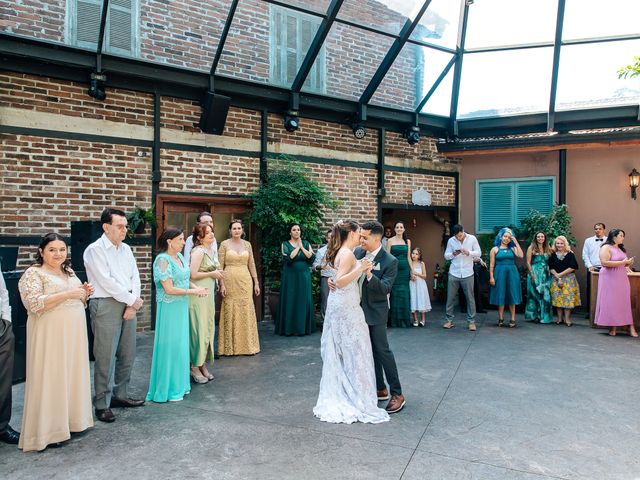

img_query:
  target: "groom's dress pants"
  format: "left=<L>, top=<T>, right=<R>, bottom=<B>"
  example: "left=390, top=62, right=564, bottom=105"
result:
left=369, top=323, right=402, bottom=396
left=0, top=319, right=15, bottom=432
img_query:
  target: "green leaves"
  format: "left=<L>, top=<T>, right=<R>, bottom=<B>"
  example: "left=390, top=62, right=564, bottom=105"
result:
left=251, top=157, right=337, bottom=290
left=519, top=203, right=575, bottom=246
left=617, top=55, right=640, bottom=79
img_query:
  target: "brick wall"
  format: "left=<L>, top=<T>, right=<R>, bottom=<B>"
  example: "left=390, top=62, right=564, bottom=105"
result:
left=268, top=113, right=378, bottom=156
left=385, top=130, right=461, bottom=167
left=0, top=73, right=155, bottom=126
left=160, top=150, right=260, bottom=194
left=383, top=171, right=456, bottom=207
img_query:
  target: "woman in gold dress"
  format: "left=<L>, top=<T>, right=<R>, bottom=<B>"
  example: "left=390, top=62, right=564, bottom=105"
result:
left=17, top=233, right=94, bottom=451
left=218, top=220, right=260, bottom=356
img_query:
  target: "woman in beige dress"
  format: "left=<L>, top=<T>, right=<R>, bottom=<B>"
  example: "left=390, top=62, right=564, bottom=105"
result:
left=218, top=220, right=260, bottom=356
left=189, top=223, right=224, bottom=383
left=17, top=233, right=94, bottom=451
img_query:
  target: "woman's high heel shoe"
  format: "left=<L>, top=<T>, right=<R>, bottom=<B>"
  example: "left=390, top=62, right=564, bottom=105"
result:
left=497, top=318, right=504, bottom=327
left=190, top=369, right=208, bottom=384
left=508, top=319, right=517, bottom=328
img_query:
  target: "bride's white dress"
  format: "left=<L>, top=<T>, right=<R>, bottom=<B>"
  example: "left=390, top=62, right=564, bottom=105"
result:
left=313, top=264, right=390, bottom=424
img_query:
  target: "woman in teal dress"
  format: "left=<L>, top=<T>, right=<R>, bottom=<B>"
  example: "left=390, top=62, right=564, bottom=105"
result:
left=524, top=232, right=553, bottom=324
left=147, top=227, right=208, bottom=403
left=489, top=227, right=524, bottom=327
left=275, top=224, right=316, bottom=336
left=386, top=221, right=412, bottom=328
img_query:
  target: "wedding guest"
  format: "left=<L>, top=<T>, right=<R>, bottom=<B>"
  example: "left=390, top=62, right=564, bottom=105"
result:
left=524, top=232, right=554, bottom=324
left=189, top=223, right=224, bottom=383
left=184, top=211, right=217, bottom=266
left=218, top=220, right=261, bottom=354
left=594, top=229, right=636, bottom=337
left=582, top=223, right=607, bottom=313
left=312, top=229, right=334, bottom=325
left=147, top=228, right=207, bottom=403
left=275, top=224, right=315, bottom=336
left=381, top=226, right=393, bottom=250
left=386, top=221, right=412, bottom=328
left=548, top=235, right=581, bottom=327
left=84, top=208, right=145, bottom=423
left=443, top=224, right=482, bottom=331
left=409, top=247, right=431, bottom=327
left=0, top=270, right=19, bottom=445
left=489, top=228, right=523, bottom=328
left=18, top=233, right=94, bottom=451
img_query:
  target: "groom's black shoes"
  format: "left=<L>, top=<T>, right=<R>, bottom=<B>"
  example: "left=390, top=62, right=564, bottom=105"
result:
left=386, top=394, right=406, bottom=414
left=377, top=389, right=390, bottom=401
left=0, top=426, right=20, bottom=444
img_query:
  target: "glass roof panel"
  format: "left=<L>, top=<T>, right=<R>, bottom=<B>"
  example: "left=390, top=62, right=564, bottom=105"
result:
left=139, top=0, right=234, bottom=71
left=0, top=0, right=82, bottom=48
left=409, top=0, right=461, bottom=49
left=465, top=0, right=558, bottom=49
left=279, top=0, right=332, bottom=15
left=301, top=22, right=395, bottom=100
left=371, top=45, right=453, bottom=111
left=217, top=1, right=323, bottom=87
left=420, top=67, right=453, bottom=117
left=556, top=40, right=640, bottom=111
left=563, top=0, right=640, bottom=40
left=337, top=0, right=424, bottom=37
left=457, top=48, right=554, bottom=119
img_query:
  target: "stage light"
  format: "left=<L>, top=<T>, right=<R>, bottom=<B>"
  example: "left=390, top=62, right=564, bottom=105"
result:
left=352, top=123, right=366, bottom=139
left=88, top=72, right=106, bottom=101
left=284, top=111, right=299, bottom=133
left=404, top=125, right=420, bottom=145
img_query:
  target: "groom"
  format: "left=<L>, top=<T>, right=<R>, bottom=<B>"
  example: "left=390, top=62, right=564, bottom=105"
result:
left=356, top=221, right=405, bottom=414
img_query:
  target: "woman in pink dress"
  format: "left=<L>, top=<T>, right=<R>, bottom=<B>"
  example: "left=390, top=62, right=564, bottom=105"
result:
left=594, top=228, right=636, bottom=337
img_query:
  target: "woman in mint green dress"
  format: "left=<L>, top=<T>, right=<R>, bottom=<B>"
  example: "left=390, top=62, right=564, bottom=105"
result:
left=524, top=232, right=553, bottom=324
left=147, top=228, right=208, bottom=403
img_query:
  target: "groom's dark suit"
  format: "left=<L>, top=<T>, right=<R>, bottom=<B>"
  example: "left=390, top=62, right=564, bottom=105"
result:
left=354, top=246, right=403, bottom=396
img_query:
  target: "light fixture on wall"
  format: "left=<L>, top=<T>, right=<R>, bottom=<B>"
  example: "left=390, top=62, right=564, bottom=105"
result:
left=630, top=168, right=640, bottom=200
left=404, top=125, right=420, bottom=145
left=284, top=111, right=299, bottom=133
left=412, top=217, right=417, bottom=228
left=88, top=72, right=107, bottom=101
left=351, top=104, right=367, bottom=139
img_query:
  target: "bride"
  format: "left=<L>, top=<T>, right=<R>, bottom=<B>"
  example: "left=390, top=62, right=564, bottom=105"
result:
left=313, top=220, right=389, bottom=424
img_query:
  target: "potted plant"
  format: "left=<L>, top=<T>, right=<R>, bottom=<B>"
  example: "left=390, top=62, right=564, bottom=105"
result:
left=126, top=205, right=157, bottom=236
left=250, top=157, right=337, bottom=318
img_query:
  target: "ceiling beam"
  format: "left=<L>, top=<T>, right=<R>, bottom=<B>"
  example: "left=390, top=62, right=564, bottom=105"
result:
left=547, top=0, right=566, bottom=132
left=95, top=0, right=110, bottom=72
left=448, top=0, right=470, bottom=137
left=207, top=0, right=240, bottom=91
left=415, top=54, right=456, bottom=113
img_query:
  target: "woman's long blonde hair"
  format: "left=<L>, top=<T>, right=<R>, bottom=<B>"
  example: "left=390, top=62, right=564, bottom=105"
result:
left=552, top=235, right=572, bottom=253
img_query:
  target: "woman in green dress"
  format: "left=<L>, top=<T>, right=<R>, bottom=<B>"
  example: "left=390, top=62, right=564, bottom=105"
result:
left=147, top=228, right=208, bottom=403
left=489, top=228, right=524, bottom=327
left=188, top=223, right=224, bottom=383
left=386, top=221, right=412, bottom=328
left=524, top=232, right=554, bottom=324
left=275, top=224, right=316, bottom=336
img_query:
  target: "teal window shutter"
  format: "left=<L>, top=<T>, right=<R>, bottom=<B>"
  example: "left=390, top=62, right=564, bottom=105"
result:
left=477, top=177, right=555, bottom=233
left=478, top=182, right=514, bottom=232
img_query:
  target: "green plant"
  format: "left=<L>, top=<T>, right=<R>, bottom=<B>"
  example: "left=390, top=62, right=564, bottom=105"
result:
left=126, top=205, right=157, bottom=236
left=519, top=204, right=575, bottom=246
left=251, top=157, right=337, bottom=291
left=618, top=55, right=640, bottom=79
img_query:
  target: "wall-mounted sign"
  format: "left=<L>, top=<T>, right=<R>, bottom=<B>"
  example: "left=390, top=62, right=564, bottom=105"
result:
left=411, top=187, right=432, bottom=206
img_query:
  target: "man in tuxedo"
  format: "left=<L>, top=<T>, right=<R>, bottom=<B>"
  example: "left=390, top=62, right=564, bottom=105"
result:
left=582, top=222, right=607, bottom=317
left=355, top=221, right=405, bottom=414
left=0, top=271, right=19, bottom=444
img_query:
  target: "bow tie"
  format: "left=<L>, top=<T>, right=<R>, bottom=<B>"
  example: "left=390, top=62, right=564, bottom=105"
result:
left=595, top=239, right=604, bottom=242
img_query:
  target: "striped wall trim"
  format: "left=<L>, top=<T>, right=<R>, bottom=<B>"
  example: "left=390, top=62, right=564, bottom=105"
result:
left=0, top=125, right=153, bottom=147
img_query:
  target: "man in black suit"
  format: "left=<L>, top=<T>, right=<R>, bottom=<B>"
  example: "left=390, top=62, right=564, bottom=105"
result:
left=355, top=221, right=405, bottom=414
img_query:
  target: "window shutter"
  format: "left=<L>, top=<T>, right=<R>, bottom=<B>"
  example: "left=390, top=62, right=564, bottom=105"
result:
left=109, top=0, right=133, bottom=52
left=76, top=0, right=102, bottom=45
left=515, top=181, right=554, bottom=225
left=478, top=182, right=514, bottom=232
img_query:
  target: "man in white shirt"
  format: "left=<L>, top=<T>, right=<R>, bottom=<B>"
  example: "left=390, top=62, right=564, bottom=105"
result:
left=311, top=230, right=334, bottom=324
left=0, top=271, right=19, bottom=444
left=582, top=222, right=607, bottom=314
left=443, top=224, right=482, bottom=331
left=183, top=211, right=218, bottom=266
left=84, top=208, right=145, bottom=423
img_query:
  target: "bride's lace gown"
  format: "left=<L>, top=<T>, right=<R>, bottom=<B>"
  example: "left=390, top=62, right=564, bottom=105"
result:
left=313, top=261, right=390, bottom=424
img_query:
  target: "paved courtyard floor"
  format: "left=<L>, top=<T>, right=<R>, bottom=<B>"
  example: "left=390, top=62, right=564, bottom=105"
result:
left=2, top=305, right=640, bottom=479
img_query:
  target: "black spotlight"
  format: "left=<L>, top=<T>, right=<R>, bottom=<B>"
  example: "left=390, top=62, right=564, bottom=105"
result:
left=404, top=125, right=420, bottom=145
left=284, top=111, right=299, bottom=133
left=88, top=72, right=107, bottom=101
left=351, top=123, right=366, bottom=139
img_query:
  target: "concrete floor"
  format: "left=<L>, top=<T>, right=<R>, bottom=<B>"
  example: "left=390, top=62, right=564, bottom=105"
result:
left=2, top=305, right=640, bottom=480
